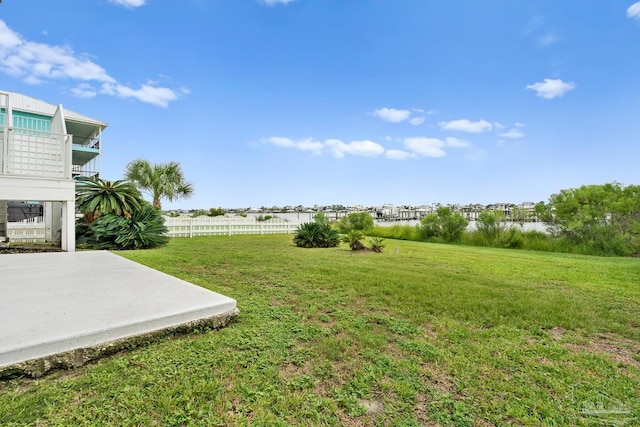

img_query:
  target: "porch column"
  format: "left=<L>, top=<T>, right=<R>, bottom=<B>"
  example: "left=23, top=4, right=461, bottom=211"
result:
left=61, top=200, right=75, bottom=252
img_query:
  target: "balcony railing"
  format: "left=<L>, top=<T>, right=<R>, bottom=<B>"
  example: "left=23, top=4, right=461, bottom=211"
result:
left=0, top=127, right=72, bottom=179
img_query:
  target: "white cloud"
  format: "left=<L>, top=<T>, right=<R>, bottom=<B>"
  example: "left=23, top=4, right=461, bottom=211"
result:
left=403, top=137, right=447, bottom=158
left=371, top=107, right=429, bottom=125
left=70, top=83, right=98, bottom=98
left=0, top=19, right=180, bottom=107
left=386, top=149, right=415, bottom=160
left=261, top=137, right=384, bottom=158
left=326, top=139, right=385, bottom=159
left=499, top=129, right=525, bottom=139
left=526, top=78, right=576, bottom=99
left=101, top=82, right=178, bottom=107
left=261, top=136, right=295, bottom=148
left=262, top=0, right=295, bottom=5
left=445, top=137, right=470, bottom=148
left=515, top=122, right=526, bottom=127
left=108, top=0, right=146, bottom=8
left=372, top=107, right=412, bottom=123
left=0, top=21, right=22, bottom=47
left=628, top=2, right=640, bottom=22
left=260, top=135, right=468, bottom=160
left=439, top=119, right=493, bottom=133
left=260, top=137, right=323, bottom=155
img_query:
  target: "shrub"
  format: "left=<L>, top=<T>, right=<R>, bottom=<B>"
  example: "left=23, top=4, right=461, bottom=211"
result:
left=476, top=210, right=507, bottom=243
left=77, top=204, right=169, bottom=250
left=369, top=237, right=386, bottom=253
left=208, top=207, right=226, bottom=217
left=419, top=207, right=468, bottom=243
left=368, top=225, right=420, bottom=241
left=342, top=230, right=366, bottom=251
left=498, top=228, right=524, bottom=249
left=313, top=212, right=330, bottom=226
left=336, top=212, right=374, bottom=233
left=293, top=222, right=340, bottom=248
left=545, top=182, right=640, bottom=256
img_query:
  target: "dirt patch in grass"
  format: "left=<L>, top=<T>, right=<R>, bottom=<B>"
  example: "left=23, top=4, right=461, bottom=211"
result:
left=547, top=326, right=566, bottom=340
left=422, top=364, right=456, bottom=395
left=566, top=333, right=640, bottom=369
left=358, top=398, right=384, bottom=417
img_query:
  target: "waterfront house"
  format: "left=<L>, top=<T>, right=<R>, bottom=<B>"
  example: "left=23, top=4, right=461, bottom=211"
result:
left=0, top=91, right=107, bottom=251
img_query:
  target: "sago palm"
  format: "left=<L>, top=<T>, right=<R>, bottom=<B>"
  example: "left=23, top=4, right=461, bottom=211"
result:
left=342, top=230, right=366, bottom=250
left=125, top=159, right=194, bottom=210
left=293, top=222, right=340, bottom=248
left=76, top=178, right=142, bottom=223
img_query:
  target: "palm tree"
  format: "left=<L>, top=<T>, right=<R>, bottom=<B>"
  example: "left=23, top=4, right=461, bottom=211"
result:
left=124, top=159, right=194, bottom=210
left=76, top=178, right=143, bottom=223
left=342, top=229, right=366, bottom=250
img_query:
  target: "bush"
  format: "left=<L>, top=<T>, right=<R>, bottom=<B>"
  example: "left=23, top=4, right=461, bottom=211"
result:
left=368, top=225, right=420, bottom=241
left=419, top=207, right=468, bottom=243
left=498, top=228, right=524, bottom=249
left=313, top=212, right=330, bottom=226
left=293, top=222, right=340, bottom=248
left=208, top=207, right=226, bottom=217
left=336, top=212, right=374, bottom=233
left=342, top=230, right=366, bottom=251
left=476, top=210, right=507, bottom=244
left=369, top=237, right=386, bottom=253
left=545, top=182, right=640, bottom=256
left=77, top=204, right=169, bottom=250
left=520, top=231, right=554, bottom=252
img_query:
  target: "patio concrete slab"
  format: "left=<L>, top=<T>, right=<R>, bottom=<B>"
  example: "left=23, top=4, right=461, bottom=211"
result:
left=0, top=251, right=238, bottom=377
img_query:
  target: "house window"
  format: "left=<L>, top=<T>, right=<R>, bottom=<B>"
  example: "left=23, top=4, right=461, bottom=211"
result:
left=13, top=112, right=51, bottom=137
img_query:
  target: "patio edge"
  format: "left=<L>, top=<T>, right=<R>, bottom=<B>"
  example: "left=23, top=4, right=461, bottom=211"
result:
left=0, top=308, right=239, bottom=379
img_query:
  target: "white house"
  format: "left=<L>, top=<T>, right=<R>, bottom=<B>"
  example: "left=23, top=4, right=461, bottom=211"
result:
left=0, top=91, right=107, bottom=251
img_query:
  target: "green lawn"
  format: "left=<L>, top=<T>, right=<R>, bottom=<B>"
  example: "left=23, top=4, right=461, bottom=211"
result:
left=2, top=235, right=639, bottom=426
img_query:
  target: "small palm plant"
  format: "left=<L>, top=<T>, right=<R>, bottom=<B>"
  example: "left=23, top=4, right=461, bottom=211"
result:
left=76, top=177, right=142, bottom=223
left=342, top=230, right=366, bottom=251
left=369, top=237, right=386, bottom=253
left=78, top=203, right=169, bottom=250
left=293, top=222, right=340, bottom=248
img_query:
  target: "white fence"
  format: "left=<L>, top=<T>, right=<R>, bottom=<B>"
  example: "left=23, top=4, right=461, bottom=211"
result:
left=4, top=216, right=299, bottom=243
left=7, top=216, right=46, bottom=242
left=163, top=216, right=298, bottom=238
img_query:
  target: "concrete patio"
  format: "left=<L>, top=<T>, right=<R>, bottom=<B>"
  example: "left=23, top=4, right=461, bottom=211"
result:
left=0, top=251, right=238, bottom=377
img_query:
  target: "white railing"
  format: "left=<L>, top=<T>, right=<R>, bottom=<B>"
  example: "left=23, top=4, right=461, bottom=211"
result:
left=7, top=217, right=46, bottom=243
left=1, top=128, right=71, bottom=178
left=163, top=216, right=297, bottom=238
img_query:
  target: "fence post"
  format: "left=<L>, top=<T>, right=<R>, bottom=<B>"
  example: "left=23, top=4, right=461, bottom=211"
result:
left=228, top=218, right=232, bottom=236
left=189, top=218, right=193, bottom=238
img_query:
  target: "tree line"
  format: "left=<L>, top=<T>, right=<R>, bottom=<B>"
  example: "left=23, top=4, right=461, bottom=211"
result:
left=302, top=183, right=639, bottom=257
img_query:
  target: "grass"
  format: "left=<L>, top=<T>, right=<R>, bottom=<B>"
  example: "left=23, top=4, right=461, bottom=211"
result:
left=1, top=234, right=639, bottom=426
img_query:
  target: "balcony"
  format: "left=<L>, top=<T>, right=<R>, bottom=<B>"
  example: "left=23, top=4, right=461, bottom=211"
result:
left=0, top=127, right=72, bottom=180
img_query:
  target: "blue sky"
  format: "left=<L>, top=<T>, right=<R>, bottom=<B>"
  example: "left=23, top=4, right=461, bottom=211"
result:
left=1, top=0, right=639, bottom=209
